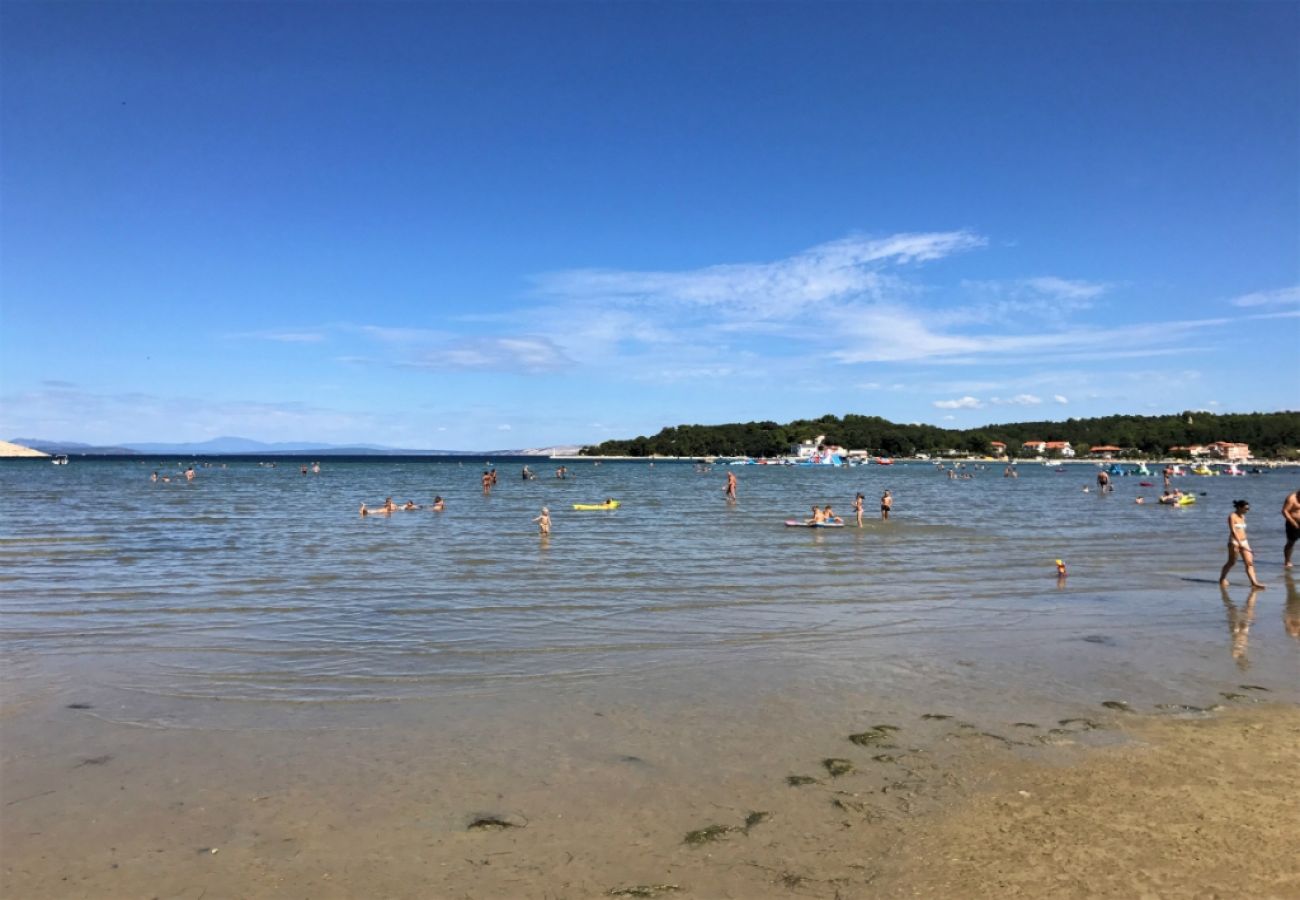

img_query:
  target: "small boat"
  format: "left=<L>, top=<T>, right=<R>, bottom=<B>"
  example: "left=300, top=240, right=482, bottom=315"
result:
left=1222, top=463, right=1245, bottom=476
left=876, top=457, right=894, bottom=465
left=573, top=500, right=620, bottom=511
left=1191, top=465, right=1215, bottom=476
left=51, top=455, right=69, bottom=465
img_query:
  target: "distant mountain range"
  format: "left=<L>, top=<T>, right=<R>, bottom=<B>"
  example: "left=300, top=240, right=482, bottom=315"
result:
left=7, top=437, right=584, bottom=457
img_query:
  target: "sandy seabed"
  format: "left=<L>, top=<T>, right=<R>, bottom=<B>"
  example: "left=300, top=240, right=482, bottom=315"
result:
left=3, top=684, right=1297, bottom=900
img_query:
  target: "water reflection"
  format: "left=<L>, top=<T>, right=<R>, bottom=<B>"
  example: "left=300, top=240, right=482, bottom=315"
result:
left=1285, top=576, right=1299, bottom=642
left=1220, top=586, right=1260, bottom=669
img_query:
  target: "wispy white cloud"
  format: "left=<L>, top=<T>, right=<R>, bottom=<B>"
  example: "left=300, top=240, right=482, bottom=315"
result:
left=1229, top=285, right=1300, bottom=308
left=991, top=394, right=1043, bottom=406
left=933, top=396, right=984, bottom=409
left=402, top=336, right=571, bottom=373
left=1053, top=394, right=1069, bottom=404
left=229, top=329, right=327, bottom=343
left=533, top=231, right=984, bottom=320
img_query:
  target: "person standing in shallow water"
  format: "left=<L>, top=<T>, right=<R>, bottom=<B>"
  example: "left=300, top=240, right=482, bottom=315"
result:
left=1282, top=489, right=1300, bottom=569
left=880, top=490, right=892, bottom=520
left=853, top=493, right=865, bottom=527
left=533, top=506, right=551, bottom=536
left=725, top=470, right=737, bottom=501
left=1219, top=500, right=1265, bottom=589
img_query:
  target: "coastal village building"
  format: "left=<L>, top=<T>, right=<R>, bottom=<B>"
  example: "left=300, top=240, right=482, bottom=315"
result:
left=1207, top=441, right=1251, bottom=460
left=1088, top=445, right=1124, bottom=459
left=1021, top=440, right=1075, bottom=458
left=1168, top=442, right=1250, bottom=460
left=990, top=441, right=1007, bottom=456
left=789, top=434, right=848, bottom=462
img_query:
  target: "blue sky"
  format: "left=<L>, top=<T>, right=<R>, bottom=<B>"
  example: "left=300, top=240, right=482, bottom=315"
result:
left=2, top=1, right=1296, bottom=449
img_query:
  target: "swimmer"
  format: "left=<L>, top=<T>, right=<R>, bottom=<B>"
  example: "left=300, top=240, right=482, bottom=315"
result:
left=383, top=497, right=397, bottom=513
left=853, top=493, right=864, bottom=527
left=880, top=490, right=892, bottom=520
left=725, top=470, right=737, bottom=501
left=1219, top=500, right=1265, bottom=589
left=360, top=502, right=369, bottom=517
left=533, top=506, right=551, bottom=535
left=402, top=501, right=418, bottom=511
left=150, top=471, right=158, bottom=482
left=431, top=496, right=445, bottom=512
left=823, top=505, right=843, bottom=525
left=184, top=466, right=195, bottom=482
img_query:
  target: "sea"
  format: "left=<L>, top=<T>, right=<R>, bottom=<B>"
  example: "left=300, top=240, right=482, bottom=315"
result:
left=2, top=456, right=1296, bottom=731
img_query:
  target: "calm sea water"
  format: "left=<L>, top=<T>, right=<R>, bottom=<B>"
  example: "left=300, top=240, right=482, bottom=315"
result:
left=2, top=458, right=1297, bottom=727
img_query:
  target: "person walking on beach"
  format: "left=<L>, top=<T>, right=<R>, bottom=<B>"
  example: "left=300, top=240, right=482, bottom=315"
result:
left=880, top=490, right=893, bottom=520
left=725, top=470, right=737, bottom=501
left=1219, top=500, right=1265, bottom=589
left=533, top=506, right=551, bottom=536
left=853, top=493, right=865, bottom=527
left=1282, top=489, right=1300, bottom=568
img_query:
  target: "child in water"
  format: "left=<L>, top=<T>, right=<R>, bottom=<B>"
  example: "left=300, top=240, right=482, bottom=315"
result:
left=533, top=506, right=551, bottom=535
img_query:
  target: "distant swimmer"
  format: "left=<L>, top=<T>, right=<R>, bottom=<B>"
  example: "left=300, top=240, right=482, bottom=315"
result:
left=1282, top=489, right=1300, bottom=568
left=533, top=506, right=551, bottom=535
left=185, top=466, right=195, bottom=482
left=725, top=470, right=737, bottom=501
left=402, top=501, right=419, bottom=511
left=1097, top=470, right=1111, bottom=493
left=482, top=470, right=493, bottom=495
left=150, top=471, right=158, bottom=482
left=383, top=497, right=397, bottom=513
left=823, top=505, right=843, bottom=525
left=880, top=490, right=892, bottom=520
left=360, top=502, right=369, bottom=517
left=431, top=495, right=445, bottom=511
left=1219, top=500, right=1265, bottom=589
left=853, top=493, right=865, bottom=527
left=301, top=465, right=308, bottom=475
left=312, top=461, right=321, bottom=474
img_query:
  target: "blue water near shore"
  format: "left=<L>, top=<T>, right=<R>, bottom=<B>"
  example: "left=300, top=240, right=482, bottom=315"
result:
left=2, top=458, right=1297, bottom=728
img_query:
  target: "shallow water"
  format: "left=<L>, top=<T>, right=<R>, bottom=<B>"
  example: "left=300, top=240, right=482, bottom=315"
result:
left=2, top=457, right=1296, bottom=730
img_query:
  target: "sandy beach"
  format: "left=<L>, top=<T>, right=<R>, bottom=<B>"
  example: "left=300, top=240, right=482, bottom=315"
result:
left=4, top=668, right=1297, bottom=900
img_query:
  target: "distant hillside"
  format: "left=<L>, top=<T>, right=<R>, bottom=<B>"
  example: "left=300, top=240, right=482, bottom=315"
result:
left=581, top=411, right=1300, bottom=459
left=10, top=439, right=139, bottom=455
left=8, top=436, right=583, bottom=457
left=0, top=440, right=49, bottom=458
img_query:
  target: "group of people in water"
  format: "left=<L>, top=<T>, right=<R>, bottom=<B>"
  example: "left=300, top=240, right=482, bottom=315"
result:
left=360, top=495, right=445, bottom=517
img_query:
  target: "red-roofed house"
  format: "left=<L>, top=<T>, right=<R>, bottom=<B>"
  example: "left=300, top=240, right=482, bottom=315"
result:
left=990, top=441, right=1007, bottom=456
left=1207, top=441, right=1250, bottom=461
left=1022, top=440, right=1075, bottom=458
left=1089, top=445, right=1124, bottom=458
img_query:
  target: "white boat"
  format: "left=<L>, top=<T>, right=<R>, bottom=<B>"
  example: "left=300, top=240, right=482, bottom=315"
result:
left=51, top=455, right=69, bottom=465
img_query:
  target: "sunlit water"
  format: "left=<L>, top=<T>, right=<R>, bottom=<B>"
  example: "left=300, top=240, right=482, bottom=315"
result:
left=2, top=458, right=1296, bottom=729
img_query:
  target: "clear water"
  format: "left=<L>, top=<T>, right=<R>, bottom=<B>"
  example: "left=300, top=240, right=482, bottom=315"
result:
left=2, top=458, right=1296, bottom=727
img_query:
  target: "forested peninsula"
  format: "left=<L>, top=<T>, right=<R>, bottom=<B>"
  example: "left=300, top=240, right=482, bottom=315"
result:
left=581, top=411, right=1300, bottom=459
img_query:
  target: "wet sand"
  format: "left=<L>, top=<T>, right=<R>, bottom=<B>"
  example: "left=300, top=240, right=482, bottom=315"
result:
left=4, top=671, right=1296, bottom=899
